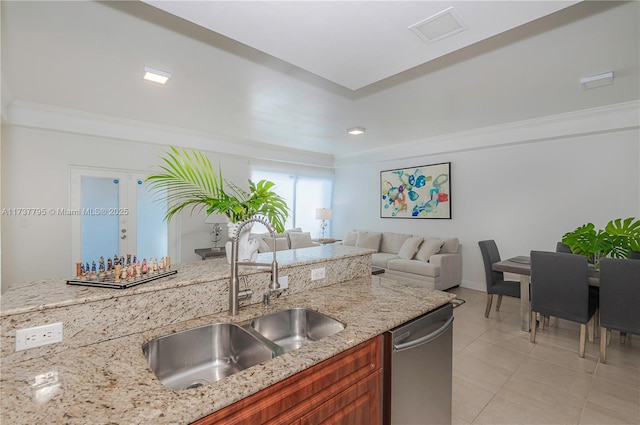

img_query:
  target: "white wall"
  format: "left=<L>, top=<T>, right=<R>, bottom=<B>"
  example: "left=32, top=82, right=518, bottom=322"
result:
left=0, top=125, right=253, bottom=289
left=333, top=123, right=639, bottom=291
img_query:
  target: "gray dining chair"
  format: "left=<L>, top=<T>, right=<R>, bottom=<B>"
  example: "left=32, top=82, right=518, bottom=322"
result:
left=629, top=250, right=640, bottom=260
left=478, top=240, right=521, bottom=318
left=599, top=257, right=640, bottom=363
left=530, top=251, right=598, bottom=358
left=556, top=242, right=572, bottom=253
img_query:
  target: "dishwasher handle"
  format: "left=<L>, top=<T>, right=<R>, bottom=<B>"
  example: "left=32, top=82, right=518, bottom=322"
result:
left=393, top=315, right=454, bottom=352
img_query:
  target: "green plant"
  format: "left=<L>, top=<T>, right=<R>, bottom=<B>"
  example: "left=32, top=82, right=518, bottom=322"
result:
left=561, top=217, right=640, bottom=265
left=145, top=146, right=289, bottom=232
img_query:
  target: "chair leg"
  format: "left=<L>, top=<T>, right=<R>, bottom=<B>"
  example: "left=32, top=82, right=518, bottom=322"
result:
left=600, top=327, right=607, bottom=364
left=587, top=316, right=595, bottom=343
left=540, top=314, right=545, bottom=330
left=544, top=315, right=550, bottom=327
left=530, top=311, right=537, bottom=343
left=485, top=294, right=493, bottom=318
left=579, top=324, right=586, bottom=358
left=496, top=295, right=503, bottom=311
left=606, top=328, right=611, bottom=346
left=620, top=331, right=627, bottom=344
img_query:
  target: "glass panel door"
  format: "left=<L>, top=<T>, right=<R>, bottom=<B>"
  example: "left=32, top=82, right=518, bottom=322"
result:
left=70, top=168, right=172, bottom=276
left=80, top=176, right=121, bottom=262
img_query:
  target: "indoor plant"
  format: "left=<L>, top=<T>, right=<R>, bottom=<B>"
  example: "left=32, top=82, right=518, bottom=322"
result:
left=561, top=217, right=640, bottom=266
left=146, top=146, right=289, bottom=261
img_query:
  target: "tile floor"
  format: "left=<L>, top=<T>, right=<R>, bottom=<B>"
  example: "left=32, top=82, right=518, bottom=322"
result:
left=447, top=287, right=639, bottom=425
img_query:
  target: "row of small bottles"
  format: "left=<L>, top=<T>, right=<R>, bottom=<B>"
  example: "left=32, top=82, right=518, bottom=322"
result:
left=75, top=254, right=171, bottom=282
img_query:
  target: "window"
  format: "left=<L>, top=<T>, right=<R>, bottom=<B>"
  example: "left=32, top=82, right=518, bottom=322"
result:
left=251, top=168, right=333, bottom=238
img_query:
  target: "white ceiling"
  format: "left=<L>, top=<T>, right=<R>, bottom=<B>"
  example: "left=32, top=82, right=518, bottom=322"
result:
left=2, top=1, right=639, bottom=162
left=142, top=1, right=578, bottom=90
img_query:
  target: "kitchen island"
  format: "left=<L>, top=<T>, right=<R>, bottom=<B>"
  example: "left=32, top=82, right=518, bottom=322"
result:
left=1, top=245, right=455, bottom=424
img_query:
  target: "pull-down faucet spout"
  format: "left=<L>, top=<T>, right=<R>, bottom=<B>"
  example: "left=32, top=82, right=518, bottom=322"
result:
left=229, top=215, right=279, bottom=315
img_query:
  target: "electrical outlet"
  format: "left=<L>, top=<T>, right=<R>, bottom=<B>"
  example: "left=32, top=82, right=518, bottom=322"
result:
left=278, top=275, right=289, bottom=289
left=16, top=322, right=63, bottom=351
left=311, top=267, right=326, bottom=280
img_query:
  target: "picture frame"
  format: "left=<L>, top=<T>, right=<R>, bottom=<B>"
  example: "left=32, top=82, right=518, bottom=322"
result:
left=380, top=162, right=451, bottom=219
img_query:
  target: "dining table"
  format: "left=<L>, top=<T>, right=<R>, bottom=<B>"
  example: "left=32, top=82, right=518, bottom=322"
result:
left=492, top=255, right=600, bottom=332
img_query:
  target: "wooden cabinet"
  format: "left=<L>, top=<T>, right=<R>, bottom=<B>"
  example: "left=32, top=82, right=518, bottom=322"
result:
left=193, top=335, right=383, bottom=425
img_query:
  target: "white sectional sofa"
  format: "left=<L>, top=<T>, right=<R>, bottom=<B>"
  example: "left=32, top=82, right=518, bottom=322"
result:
left=341, top=230, right=462, bottom=291
left=250, top=228, right=320, bottom=252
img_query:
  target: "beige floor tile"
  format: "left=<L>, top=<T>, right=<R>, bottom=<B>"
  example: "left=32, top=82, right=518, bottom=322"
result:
left=579, top=401, right=639, bottom=425
left=472, top=395, right=567, bottom=425
left=586, top=377, right=640, bottom=421
left=460, top=339, right=527, bottom=373
left=595, top=361, right=640, bottom=392
left=478, top=327, right=537, bottom=355
left=453, top=352, right=513, bottom=393
left=452, top=376, right=495, bottom=423
left=599, top=335, right=640, bottom=370
left=498, top=370, right=586, bottom=424
left=510, top=357, right=593, bottom=398
left=529, top=343, right=598, bottom=374
left=454, top=327, right=480, bottom=355
left=452, top=414, right=472, bottom=425
left=450, top=287, right=640, bottom=425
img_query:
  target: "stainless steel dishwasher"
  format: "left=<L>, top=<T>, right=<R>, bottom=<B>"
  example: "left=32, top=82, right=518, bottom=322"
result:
left=384, top=303, right=454, bottom=425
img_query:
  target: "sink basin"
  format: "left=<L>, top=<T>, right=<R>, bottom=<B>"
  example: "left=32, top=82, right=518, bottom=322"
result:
left=250, top=308, right=345, bottom=353
left=143, top=323, right=275, bottom=390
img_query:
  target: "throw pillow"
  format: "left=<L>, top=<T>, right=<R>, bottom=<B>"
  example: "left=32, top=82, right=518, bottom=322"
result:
left=415, top=238, right=444, bottom=262
left=441, top=238, right=460, bottom=254
left=273, top=237, right=289, bottom=251
left=355, top=232, right=382, bottom=252
left=343, top=231, right=358, bottom=246
left=397, top=237, right=424, bottom=260
left=289, top=232, right=315, bottom=249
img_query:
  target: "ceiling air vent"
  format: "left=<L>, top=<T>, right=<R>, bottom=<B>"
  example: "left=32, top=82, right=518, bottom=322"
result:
left=409, top=7, right=468, bottom=44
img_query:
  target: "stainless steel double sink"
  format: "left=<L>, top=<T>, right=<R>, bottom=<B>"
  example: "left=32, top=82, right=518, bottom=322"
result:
left=143, top=308, right=345, bottom=390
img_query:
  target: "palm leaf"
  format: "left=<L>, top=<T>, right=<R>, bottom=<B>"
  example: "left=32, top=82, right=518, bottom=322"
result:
left=145, top=146, right=289, bottom=232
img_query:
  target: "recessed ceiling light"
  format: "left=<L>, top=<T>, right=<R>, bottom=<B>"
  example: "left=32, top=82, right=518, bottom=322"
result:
left=143, top=66, right=171, bottom=85
left=347, top=127, right=366, bottom=136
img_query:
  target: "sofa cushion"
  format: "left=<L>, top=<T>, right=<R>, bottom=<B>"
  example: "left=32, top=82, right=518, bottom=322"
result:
left=415, top=238, right=444, bottom=262
left=387, top=258, right=440, bottom=278
left=355, top=231, right=382, bottom=251
left=343, top=231, right=358, bottom=246
left=380, top=232, right=412, bottom=254
left=255, top=236, right=289, bottom=252
left=397, top=237, right=424, bottom=260
left=253, top=237, right=271, bottom=253
left=371, top=253, right=399, bottom=268
left=289, top=232, right=315, bottom=249
left=441, top=238, right=460, bottom=254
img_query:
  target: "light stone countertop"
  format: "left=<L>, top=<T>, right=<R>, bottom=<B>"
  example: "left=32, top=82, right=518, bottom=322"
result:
left=1, top=244, right=370, bottom=316
left=0, top=274, right=455, bottom=424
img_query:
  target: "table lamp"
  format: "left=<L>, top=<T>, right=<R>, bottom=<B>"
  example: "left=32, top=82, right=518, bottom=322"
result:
left=315, top=208, right=332, bottom=240
left=205, top=213, right=228, bottom=250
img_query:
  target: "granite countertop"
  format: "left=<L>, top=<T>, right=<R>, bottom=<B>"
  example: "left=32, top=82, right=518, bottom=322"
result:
left=1, top=244, right=368, bottom=316
left=0, top=275, right=455, bottom=424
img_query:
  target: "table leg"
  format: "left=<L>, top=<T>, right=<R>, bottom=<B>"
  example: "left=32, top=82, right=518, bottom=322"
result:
left=520, top=275, right=531, bottom=332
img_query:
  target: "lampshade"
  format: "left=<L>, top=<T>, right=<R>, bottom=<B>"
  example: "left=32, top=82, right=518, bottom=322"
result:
left=205, top=213, right=228, bottom=224
left=315, top=208, right=332, bottom=220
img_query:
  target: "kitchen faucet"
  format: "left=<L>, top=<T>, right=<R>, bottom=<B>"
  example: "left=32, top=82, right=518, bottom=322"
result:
left=229, top=215, right=280, bottom=315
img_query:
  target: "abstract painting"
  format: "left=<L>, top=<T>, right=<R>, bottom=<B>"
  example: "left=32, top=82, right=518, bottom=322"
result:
left=380, top=162, right=451, bottom=219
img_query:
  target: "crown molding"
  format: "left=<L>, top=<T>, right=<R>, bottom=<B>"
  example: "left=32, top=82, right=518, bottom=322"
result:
left=2, top=100, right=334, bottom=168
left=334, top=100, right=640, bottom=167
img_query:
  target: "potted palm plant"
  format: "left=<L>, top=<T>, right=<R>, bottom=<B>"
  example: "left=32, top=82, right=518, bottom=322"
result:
left=145, top=146, right=289, bottom=261
left=561, top=217, right=640, bottom=267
